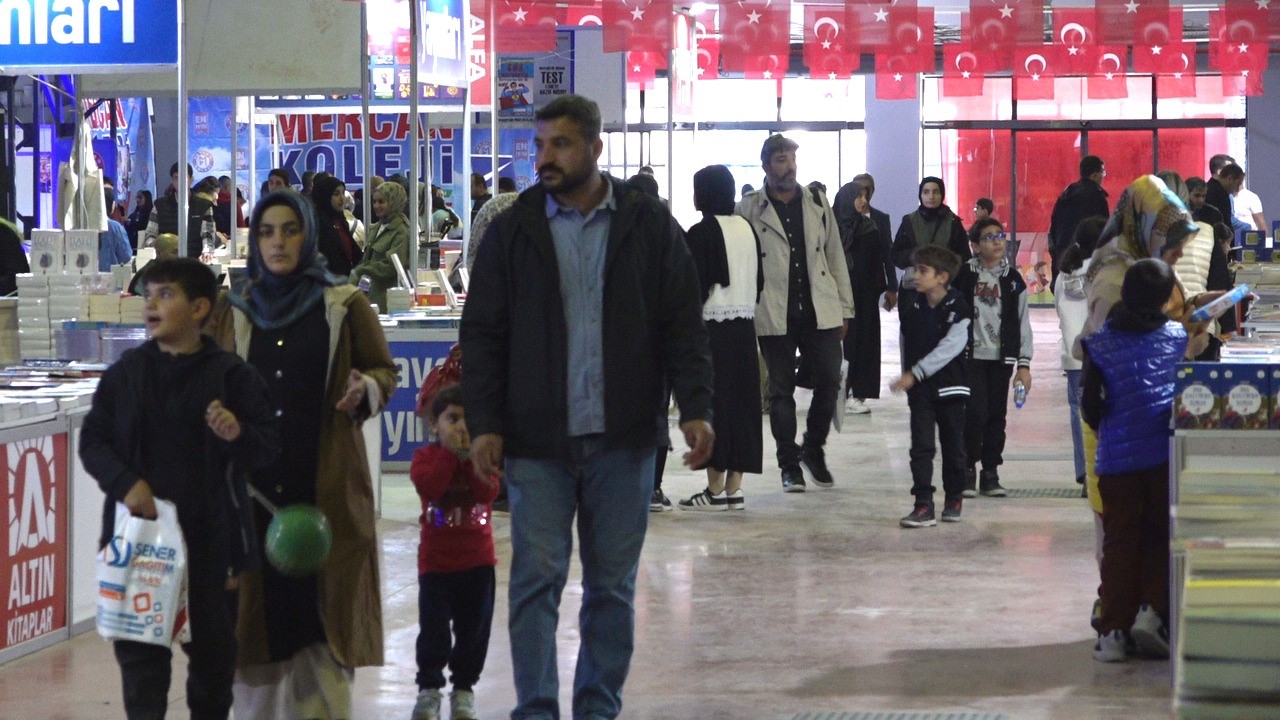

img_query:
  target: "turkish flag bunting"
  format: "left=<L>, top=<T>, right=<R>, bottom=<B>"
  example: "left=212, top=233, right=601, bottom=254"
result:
left=694, top=7, right=719, bottom=80
left=626, top=51, right=664, bottom=89
left=964, top=7, right=1015, bottom=69
left=602, top=0, right=671, bottom=55
left=494, top=0, right=559, bottom=53
left=743, top=54, right=789, bottom=88
left=1053, top=7, right=1100, bottom=75
left=942, top=43, right=991, bottom=97
left=1014, top=54, right=1057, bottom=99
left=845, top=0, right=899, bottom=51
left=1133, top=4, right=1181, bottom=48
left=886, top=6, right=936, bottom=73
left=1209, top=6, right=1270, bottom=74
left=1223, top=69, right=1266, bottom=96
left=1133, top=40, right=1194, bottom=75
left=804, top=5, right=860, bottom=79
left=1094, top=0, right=1139, bottom=45
left=875, top=53, right=918, bottom=100
left=718, top=0, right=791, bottom=73
left=561, top=4, right=605, bottom=27
left=1015, top=45, right=1056, bottom=99
left=1087, top=45, right=1129, bottom=99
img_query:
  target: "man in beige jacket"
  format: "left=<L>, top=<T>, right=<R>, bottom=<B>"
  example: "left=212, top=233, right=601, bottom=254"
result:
left=736, top=135, right=855, bottom=493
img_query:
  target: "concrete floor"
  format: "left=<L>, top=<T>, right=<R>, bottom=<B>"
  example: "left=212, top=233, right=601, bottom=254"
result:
left=0, top=308, right=1176, bottom=719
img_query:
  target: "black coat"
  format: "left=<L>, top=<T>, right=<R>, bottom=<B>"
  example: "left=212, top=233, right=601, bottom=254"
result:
left=0, top=219, right=30, bottom=296
left=868, top=206, right=898, bottom=292
left=1205, top=178, right=1235, bottom=232
left=80, top=338, right=279, bottom=584
left=461, top=175, right=714, bottom=460
left=1048, top=179, right=1110, bottom=253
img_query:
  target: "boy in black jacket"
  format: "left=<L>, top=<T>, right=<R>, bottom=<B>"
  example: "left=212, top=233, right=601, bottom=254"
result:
left=952, top=218, right=1033, bottom=498
left=892, top=246, right=971, bottom=528
left=80, top=258, right=278, bottom=720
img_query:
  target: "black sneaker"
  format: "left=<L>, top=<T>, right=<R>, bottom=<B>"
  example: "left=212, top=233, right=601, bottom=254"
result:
left=941, top=498, right=962, bottom=522
left=800, top=447, right=834, bottom=488
left=979, top=470, right=1007, bottom=497
left=678, top=487, right=728, bottom=511
left=962, top=468, right=978, bottom=498
left=900, top=504, right=936, bottom=528
left=781, top=466, right=806, bottom=493
left=649, top=488, right=673, bottom=512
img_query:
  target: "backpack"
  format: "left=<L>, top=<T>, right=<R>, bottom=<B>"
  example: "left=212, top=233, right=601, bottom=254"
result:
left=415, top=343, right=462, bottom=418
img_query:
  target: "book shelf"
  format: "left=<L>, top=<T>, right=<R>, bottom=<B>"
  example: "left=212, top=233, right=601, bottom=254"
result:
left=1171, top=429, right=1280, bottom=719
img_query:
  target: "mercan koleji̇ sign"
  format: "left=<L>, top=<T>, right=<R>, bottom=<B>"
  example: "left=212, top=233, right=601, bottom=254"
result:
left=1, top=433, right=68, bottom=652
left=0, top=0, right=179, bottom=72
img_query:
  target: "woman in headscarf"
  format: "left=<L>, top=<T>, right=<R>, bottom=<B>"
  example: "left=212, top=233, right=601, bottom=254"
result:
left=676, top=164, right=763, bottom=511
left=350, top=180, right=411, bottom=312
left=889, top=176, right=972, bottom=282
left=1159, top=169, right=1236, bottom=357
left=833, top=178, right=896, bottom=415
left=209, top=191, right=397, bottom=720
left=310, top=174, right=363, bottom=279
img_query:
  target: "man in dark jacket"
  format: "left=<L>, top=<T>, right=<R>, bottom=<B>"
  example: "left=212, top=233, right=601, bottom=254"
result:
left=1048, top=155, right=1109, bottom=288
left=1206, top=162, right=1246, bottom=234
left=1186, top=176, right=1225, bottom=227
left=461, top=94, right=714, bottom=720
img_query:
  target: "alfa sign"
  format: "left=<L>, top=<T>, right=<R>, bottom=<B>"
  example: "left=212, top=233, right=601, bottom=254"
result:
left=0, top=0, right=179, bottom=72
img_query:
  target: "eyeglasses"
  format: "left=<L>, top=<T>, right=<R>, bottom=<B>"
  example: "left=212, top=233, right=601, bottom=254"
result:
left=979, top=232, right=1007, bottom=243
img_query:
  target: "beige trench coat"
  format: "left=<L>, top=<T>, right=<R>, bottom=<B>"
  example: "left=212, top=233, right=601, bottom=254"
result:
left=735, top=187, right=855, bottom=336
left=210, top=284, right=397, bottom=668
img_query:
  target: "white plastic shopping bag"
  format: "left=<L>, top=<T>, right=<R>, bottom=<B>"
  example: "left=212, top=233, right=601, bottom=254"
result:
left=96, top=499, right=191, bottom=646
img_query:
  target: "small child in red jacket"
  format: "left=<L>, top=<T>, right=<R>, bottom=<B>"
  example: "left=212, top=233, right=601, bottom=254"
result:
left=410, top=384, right=498, bottom=720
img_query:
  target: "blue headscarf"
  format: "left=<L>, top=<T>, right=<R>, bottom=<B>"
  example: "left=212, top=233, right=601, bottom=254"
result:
left=229, top=190, right=340, bottom=330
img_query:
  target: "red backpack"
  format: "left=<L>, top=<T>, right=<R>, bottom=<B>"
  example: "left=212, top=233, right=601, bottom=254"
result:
left=415, top=343, right=462, bottom=418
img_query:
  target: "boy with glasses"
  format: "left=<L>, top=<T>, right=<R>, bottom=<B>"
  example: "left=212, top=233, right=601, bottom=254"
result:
left=953, top=217, right=1033, bottom=498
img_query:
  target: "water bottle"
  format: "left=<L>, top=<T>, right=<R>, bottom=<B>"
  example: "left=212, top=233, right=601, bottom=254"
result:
left=1013, top=381, right=1027, bottom=409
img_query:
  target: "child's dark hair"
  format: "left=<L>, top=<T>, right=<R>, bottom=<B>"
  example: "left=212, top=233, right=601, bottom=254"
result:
left=1058, top=215, right=1108, bottom=275
left=967, top=217, right=1003, bottom=246
left=141, top=258, right=219, bottom=314
left=912, top=245, right=961, bottom=285
left=429, top=383, right=463, bottom=422
left=1121, top=258, right=1176, bottom=314
left=1212, top=222, right=1234, bottom=246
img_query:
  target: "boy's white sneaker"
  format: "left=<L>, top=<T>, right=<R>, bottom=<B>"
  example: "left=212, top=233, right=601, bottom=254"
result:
left=1130, top=604, right=1170, bottom=659
left=1093, top=630, right=1127, bottom=663
left=450, top=689, right=477, bottom=720
left=412, top=688, right=442, bottom=720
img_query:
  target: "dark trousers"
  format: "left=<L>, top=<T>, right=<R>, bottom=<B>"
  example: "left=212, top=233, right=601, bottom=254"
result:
left=907, top=391, right=968, bottom=507
left=1097, top=464, right=1170, bottom=634
left=759, top=325, right=842, bottom=468
left=965, top=359, right=1014, bottom=472
left=416, top=565, right=496, bottom=691
left=113, top=583, right=237, bottom=720
left=843, top=289, right=883, bottom=400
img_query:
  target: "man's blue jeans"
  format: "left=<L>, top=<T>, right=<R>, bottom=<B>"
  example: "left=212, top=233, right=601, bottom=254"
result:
left=506, top=436, right=655, bottom=720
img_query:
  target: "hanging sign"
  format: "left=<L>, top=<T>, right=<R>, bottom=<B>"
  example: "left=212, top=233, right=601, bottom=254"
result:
left=0, top=0, right=179, bottom=72
left=418, top=0, right=469, bottom=88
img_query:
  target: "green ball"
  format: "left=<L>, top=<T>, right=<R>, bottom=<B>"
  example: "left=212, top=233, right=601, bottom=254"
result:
left=264, top=505, right=332, bottom=577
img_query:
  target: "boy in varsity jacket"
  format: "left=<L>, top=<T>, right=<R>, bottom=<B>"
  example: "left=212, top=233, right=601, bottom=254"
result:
left=892, top=245, right=972, bottom=528
left=952, top=217, right=1033, bottom=499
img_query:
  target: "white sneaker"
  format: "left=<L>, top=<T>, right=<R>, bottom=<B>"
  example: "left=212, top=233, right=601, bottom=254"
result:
left=412, top=688, right=442, bottom=720
left=678, top=487, right=728, bottom=511
left=1093, top=629, right=1127, bottom=663
left=725, top=488, right=744, bottom=511
left=450, top=689, right=477, bottom=720
left=1130, top=604, right=1170, bottom=659
left=846, top=398, right=871, bottom=415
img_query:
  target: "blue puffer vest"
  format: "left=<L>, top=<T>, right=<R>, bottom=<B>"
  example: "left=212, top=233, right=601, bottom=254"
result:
left=1082, top=319, right=1187, bottom=475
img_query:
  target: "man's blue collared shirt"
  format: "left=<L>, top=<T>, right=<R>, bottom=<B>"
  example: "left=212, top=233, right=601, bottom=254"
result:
left=546, top=179, right=616, bottom=437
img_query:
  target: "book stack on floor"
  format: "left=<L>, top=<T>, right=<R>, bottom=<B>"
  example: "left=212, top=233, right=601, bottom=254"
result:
left=1176, top=547, right=1280, bottom=719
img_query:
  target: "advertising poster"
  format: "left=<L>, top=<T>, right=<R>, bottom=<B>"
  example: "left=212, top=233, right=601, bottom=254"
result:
left=186, top=98, right=274, bottom=197
left=84, top=99, right=156, bottom=214
left=383, top=338, right=458, bottom=463
left=418, top=0, right=470, bottom=88
left=1, top=433, right=69, bottom=652
left=498, top=31, right=574, bottom=120
left=275, top=114, right=536, bottom=200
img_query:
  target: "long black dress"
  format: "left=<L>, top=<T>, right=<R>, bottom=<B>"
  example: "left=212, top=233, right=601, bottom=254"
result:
left=685, top=215, right=764, bottom=474
left=833, top=186, right=896, bottom=400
